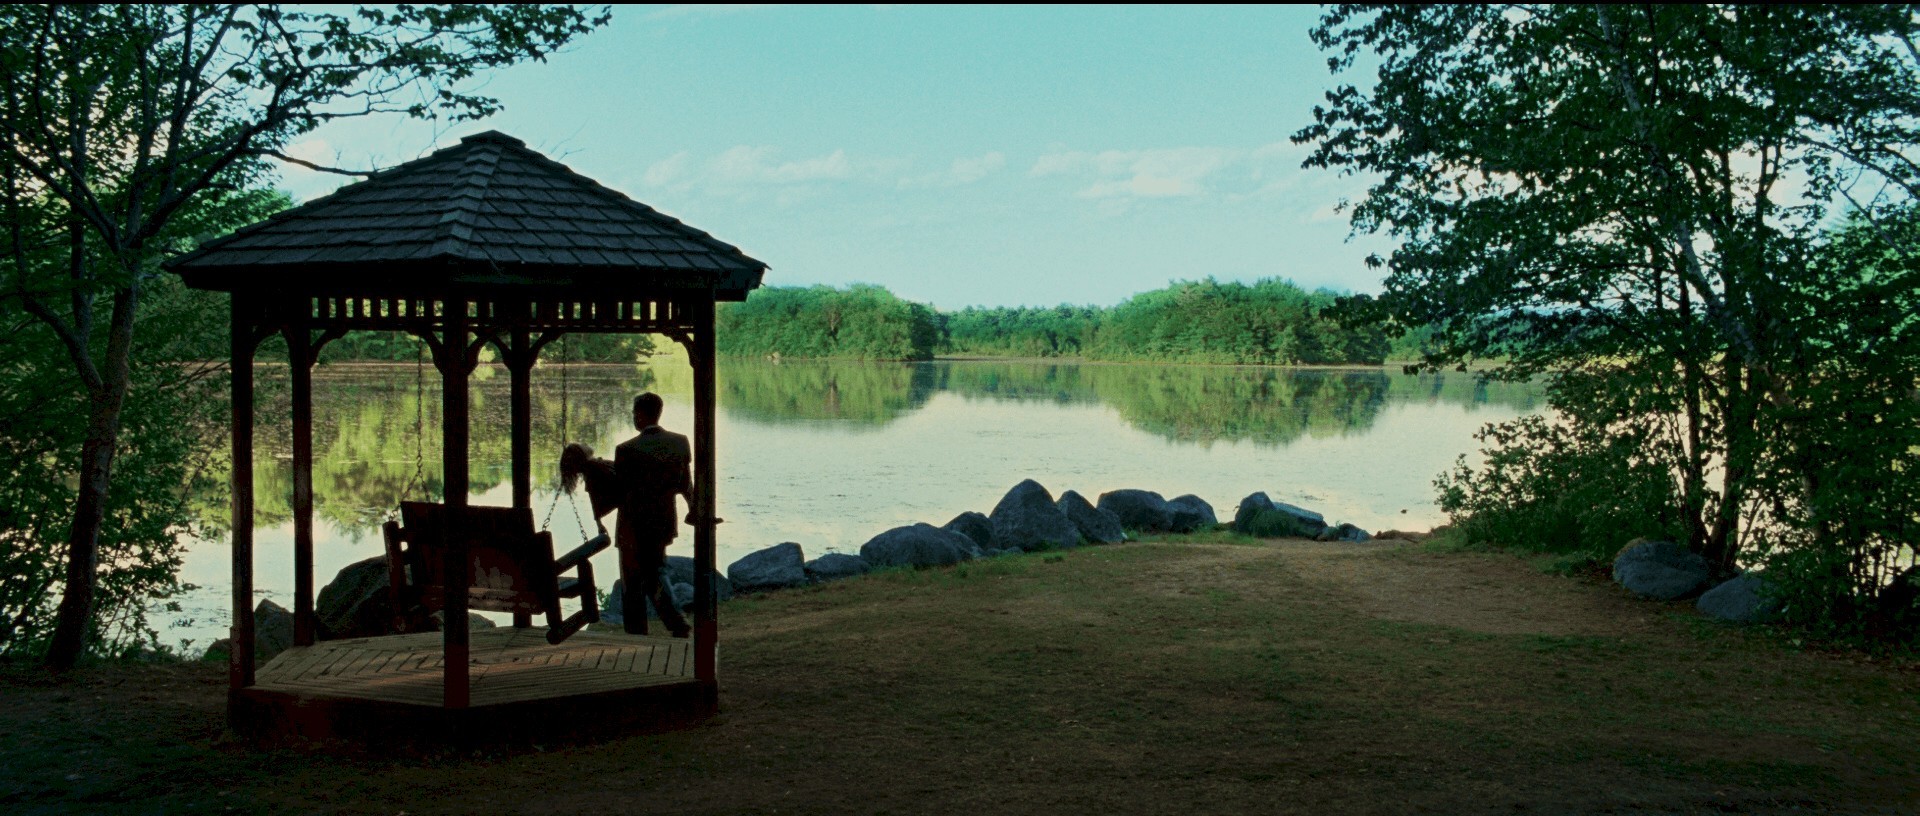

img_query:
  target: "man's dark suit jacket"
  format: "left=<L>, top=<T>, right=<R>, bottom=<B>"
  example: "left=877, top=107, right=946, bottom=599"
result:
left=614, top=426, right=692, bottom=549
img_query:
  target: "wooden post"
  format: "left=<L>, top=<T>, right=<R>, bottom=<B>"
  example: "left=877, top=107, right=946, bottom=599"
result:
left=692, top=294, right=718, bottom=683
left=508, top=326, right=533, bottom=629
left=229, top=294, right=256, bottom=689
left=441, top=299, right=472, bottom=708
left=287, top=314, right=317, bottom=647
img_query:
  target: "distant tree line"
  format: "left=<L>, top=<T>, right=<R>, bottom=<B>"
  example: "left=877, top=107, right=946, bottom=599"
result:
left=717, top=279, right=1415, bottom=365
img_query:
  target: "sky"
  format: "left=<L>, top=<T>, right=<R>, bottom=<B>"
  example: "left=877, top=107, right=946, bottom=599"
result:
left=280, top=5, right=1391, bottom=309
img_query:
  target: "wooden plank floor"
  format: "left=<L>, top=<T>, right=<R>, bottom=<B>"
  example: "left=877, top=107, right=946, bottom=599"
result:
left=254, top=628, right=694, bottom=708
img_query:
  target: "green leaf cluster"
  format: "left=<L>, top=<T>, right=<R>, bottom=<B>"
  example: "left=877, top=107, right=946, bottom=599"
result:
left=717, top=284, right=940, bottom=361
left=1299, top=5, right=1920, bottom=640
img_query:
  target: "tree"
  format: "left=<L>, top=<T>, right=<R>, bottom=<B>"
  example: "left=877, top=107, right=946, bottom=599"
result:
left=0, top=4, right=610, bottom=670
left=1297, top=6, right=1920, bottom=624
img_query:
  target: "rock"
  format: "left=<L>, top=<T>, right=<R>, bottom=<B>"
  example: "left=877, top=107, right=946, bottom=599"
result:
left=1057, top=490, right=1126, bottom=545
left=200, top=600, right=293, bottom=663
left=860, top=523, right=975, bottom=568
left=1613, top=538, right=1711, bottom=600
left=1098, top=489, right=1173, bottom=532
left=601, top=580, right=626, bottom=626
left=254, top=599, right=294, bottom=662
left=429, top=611, right=498, bottom=630
left=1166, top=494, right=1218, bottom=533
left=1871, top=567, right=1920, bottom=641
left=728, top=542, right=809, bottom=592
left=1234, top=493, right=1329, bottom=538
left=1697, top=573, right=1781, bottom=623
left=805, top=552, right=873, bottom=583
left=664, top=555, right=735, bottom=604
left=1233, top=492, right=1276, bottom=533
left=315, top=555, right=395, bottom=640
left=943, top=511, right=995, bottom=552
left=1315, top=522, right=1373, bottom=542
left=605, top=576, right=697, bottom=625
left=991, top=479, right=1082, bottom=551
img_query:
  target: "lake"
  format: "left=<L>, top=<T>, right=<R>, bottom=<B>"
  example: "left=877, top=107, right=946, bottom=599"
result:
left=166, top=357, right=1544, bottom=651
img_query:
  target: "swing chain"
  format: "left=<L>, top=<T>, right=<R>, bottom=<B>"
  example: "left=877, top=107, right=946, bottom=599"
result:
left=386, top=339, right=430, bottom=522
left=540, top=333, right=598, bottom=542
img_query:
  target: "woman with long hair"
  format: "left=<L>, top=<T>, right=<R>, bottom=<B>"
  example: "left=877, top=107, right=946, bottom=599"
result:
left=559, top=442, right=684, bottom=634
left=559, top=442, right=618, bottom=535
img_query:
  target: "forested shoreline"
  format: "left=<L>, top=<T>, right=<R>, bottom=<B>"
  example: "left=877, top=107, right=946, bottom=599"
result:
left=714, top=279, right=1422, bottom=365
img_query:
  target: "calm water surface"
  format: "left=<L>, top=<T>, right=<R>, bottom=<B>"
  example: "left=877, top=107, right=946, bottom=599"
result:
left=167, top=358, right=1543, bottom=650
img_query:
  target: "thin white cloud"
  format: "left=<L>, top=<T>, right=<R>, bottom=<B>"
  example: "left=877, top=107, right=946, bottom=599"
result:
left=898, top=151, right=1006, bottom=189
left=1032, top=141, right=1335, bottom=210
left=710, top=146, right=854, bottom=184
left=1032, top=145, right=1243, bottom=201
left=641, top=146, right=864, bottom=194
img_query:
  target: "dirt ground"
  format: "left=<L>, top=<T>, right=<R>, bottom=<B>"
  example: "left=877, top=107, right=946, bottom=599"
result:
left=4, top=536, right=1918, bottom=815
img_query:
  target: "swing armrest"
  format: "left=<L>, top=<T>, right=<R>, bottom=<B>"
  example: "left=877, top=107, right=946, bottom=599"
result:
left=555, top=532, right=611, bottom=573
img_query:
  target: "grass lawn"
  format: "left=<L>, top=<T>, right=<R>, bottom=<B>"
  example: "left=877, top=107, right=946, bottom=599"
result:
left=3, top=535, right=1917, bottom=815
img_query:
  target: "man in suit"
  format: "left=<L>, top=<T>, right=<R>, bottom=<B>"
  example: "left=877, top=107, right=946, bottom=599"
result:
left=614, top=392, right=693, bottom=637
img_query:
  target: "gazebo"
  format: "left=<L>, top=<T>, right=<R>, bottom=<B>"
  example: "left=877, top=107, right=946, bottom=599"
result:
left=168, top=131, right=766, bottom=743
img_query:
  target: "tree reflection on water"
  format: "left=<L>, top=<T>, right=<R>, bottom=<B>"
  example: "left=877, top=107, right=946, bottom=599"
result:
left=235, top=360, right=1539, bottom=534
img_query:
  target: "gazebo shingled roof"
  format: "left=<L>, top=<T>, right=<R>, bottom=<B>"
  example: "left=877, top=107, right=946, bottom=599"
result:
left=171, top=130, right=766, bottom=297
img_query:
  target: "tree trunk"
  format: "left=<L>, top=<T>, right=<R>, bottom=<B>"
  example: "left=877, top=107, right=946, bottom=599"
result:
left=1705, top=354, right=1754, bottom=576
left=43, top=286, right=138, bottom=672
left=42, top=389, right=128, bottom=670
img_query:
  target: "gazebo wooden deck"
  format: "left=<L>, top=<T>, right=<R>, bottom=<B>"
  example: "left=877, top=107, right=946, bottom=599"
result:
left=169, top=131, right=767, bottom=745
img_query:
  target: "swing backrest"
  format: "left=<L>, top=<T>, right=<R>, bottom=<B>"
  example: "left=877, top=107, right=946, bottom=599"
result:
left=393, top=501, right=561, bottom=615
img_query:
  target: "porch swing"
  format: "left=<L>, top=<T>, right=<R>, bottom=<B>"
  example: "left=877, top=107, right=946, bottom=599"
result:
left=380, top=335, right=609, bottom=645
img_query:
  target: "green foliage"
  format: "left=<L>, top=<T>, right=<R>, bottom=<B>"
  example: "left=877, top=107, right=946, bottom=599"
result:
left=1745, top=211, right=1920, bottom=640
left=942, top=304, right=1102, bottom=358
left=718, top=285, right=939, bottom=361
left=721, top=278, right=1397, bottom=367
left=0, top=3, right=610, bottom=665
left=1436, top=373, right=1687, bottom=563
left=0, top=277, right=228, bottom=657
left=941, top=278, right=1392, bottom=366
left=1300, top=5, right=1920, bottom=638
left=1090, top=279, right=1389, bottom=365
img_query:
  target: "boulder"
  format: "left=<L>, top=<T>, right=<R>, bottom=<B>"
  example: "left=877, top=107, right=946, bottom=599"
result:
left=1233, top=492, right=1276, bottom=533
left=805, top=552, right=873, bottom=583
left=601, top=580, right=627, bottom=626
left=315, top=555, right=395, bottom=640
left=1057, top=490, right=1126, bottom=545
left=254, top=599, right=294, bottom=663
left=1166, top=494, right=1218, bottom=533
left=1098, top=489, right=1173, bottom=532
left=1315, top=523, right=1373, bottom=543
left=991, top=479, right=1082, bottom=551
left=429, top=611, right=499, bottom=630
left=1613, top=538, right=1711, bottom=600
left=942, top=511, right=996, bottom=552
left=860, top=523, right=975, bottom=568
left=206, top=598, right=298, bottom=664
left=604, top=577, right=696, bottom=626
left=728, top=542, right=809, bottom=592
left=664, top=555, right=735, bottom=604
left=1697, top=573, right=1781, bottom=624
left=1234, top=493, right=1329, bottom=538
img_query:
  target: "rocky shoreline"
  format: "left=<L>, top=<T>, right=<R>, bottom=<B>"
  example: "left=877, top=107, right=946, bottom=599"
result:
left=210, top=482, right=1785, bottom=661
